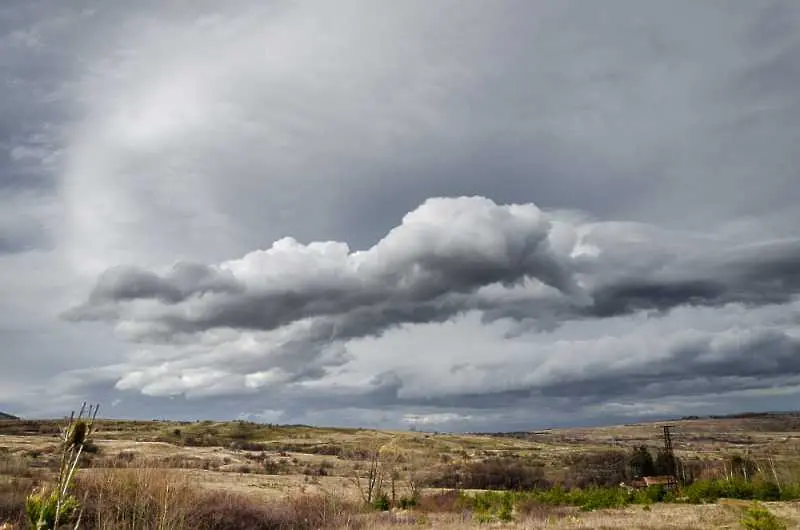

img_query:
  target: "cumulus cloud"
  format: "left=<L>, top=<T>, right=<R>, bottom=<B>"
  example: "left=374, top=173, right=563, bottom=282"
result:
left=69, top=196, right=800, bottom=338
left=67, top=197, right=579, bottom=332
left=65, top=196, right=800, bottom=406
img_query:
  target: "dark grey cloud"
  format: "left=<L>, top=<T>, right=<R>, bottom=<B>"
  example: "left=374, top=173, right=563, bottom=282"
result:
left=87, top=263, right=242, bottom=305
left=584, top=239, right=800, bottom=314
left=537, top=330, right=800, bottom=400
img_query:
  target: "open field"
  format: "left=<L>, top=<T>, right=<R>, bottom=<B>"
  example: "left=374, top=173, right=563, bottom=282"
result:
left=2, top=413, right=800, bottom=528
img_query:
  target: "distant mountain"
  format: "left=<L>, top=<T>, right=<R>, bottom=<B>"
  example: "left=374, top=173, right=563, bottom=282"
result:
left=0, top=411, right=19, bottom=420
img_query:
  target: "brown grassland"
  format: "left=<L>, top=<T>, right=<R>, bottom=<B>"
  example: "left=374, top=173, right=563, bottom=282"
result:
left=2, top=412, right=800, bottom=529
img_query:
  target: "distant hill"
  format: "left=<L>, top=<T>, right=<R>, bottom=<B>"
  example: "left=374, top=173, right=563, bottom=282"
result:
left=0, top=411, right=19, bottom=420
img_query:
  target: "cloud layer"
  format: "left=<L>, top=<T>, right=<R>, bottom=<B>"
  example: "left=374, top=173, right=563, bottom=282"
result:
left=66, top=196, right=800, bottom=417
left=2, top=0, right=800, bottom=429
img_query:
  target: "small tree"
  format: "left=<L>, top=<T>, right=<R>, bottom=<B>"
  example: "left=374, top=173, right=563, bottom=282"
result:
left=741, top=502, right=786, bottom=530
left=729, top=455, right=758, bottom=481
left=629, top=446, right=656, bottom=477
left=350, top=443, right=385, bottom=506
left=654, top=448, right=676, bottom=477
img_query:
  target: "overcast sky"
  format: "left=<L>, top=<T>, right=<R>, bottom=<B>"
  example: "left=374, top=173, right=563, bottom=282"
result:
left=2, top=0, right=800, bottom=431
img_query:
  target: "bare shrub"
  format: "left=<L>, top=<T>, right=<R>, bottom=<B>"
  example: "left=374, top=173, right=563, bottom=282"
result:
left=349, top=444, right=385, bottom=505
left=428, top=457, right=550, bottom=491
left=466, top=457, right=550, bottom=490
left=186, top=491, right=282, bottom=530
left=415, top=490, right=462, bottom=513
left=229, top=441, right=264, bottom=452
left=115, top=451, right=137, bottom=465
left=563, top=451, right=629, bottom=488
left=187, top=490, right=360, bottom=530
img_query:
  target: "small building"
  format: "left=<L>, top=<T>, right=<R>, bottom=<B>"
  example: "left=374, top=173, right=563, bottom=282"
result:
left=626, top=475, right=678, bottom=489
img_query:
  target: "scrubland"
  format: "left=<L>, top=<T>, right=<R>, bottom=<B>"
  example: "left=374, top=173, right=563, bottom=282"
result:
left=2, top=412, right=800, bottom=529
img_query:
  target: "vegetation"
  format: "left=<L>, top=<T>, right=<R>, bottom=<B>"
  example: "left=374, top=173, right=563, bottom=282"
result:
left=740, top=503, right=787, bottom=530
left=25, top=403, right=99, bottom=530
left=4, top=410, right=800, bottom=528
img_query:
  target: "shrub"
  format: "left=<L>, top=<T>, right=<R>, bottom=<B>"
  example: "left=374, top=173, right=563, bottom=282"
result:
left=230, top=441, right=264, bottom=452
left=398, top=496, right=417, bottom=509
left=515, top=497, right=572, bottom=521
left=629, top=446, right=656, bottom=477
left=372, top=493, right=391, bottom=511
left=564, top=451, right=629, bottom=488
left=779, top=482, right=800, bottom=501
left=678, top=479, right=789, bottom=504
left=25, top=489, right=79, bottom=530
left=729, top=455, right=758, bottom=480
left=426, top=466, right=463, bottom=488
left=116, top=451, right=137, bottom=464
left=753, top=481, right=781, bottom=502
left=460, top=457, right=550, bottom=491
left=654, top=448, right=676, bottom=476
left=740, top=502, right=786, bottom=530
left=415, top=490, right=461, bottom=513
left=575, top=486, right=631, bottom=511
left=642, top=484, right=668, bottom=503
left=465, top=491, right=515, bottom=523
left=27, top=403, right=100, bottom=530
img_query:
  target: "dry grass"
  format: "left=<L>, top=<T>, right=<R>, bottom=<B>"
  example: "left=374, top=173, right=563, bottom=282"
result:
left=3, top=465, right=800, bottom=529
left=4, top=414, right=800, bottom=529
left=2, top=465, right=363, bottom=530
left=326, top=503, right=798, bottom=530
left=76, top=467, right=195, bottom=529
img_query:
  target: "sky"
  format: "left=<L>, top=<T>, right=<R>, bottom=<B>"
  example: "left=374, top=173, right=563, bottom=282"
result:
left=1, top=0, right=800, bottom=431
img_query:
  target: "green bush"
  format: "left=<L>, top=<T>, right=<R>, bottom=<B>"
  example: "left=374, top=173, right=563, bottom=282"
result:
left=466, top=491, right=515, bottom=522
left=752, top=481, right=781, bottom=502
left=372, top=493, right=391, bottom=511
left=779, top=483, right=800, bottom=501
left=576, top=486, right=631, bottom=511
left=451, top=478, right=800, bottom=522
left=398, top=496, right=418, bottom=509
left=25, top=490, right=79, bottom=530
left=740, top=502, right=786, bottom=530
left=682, top=479, right=789, bottom=504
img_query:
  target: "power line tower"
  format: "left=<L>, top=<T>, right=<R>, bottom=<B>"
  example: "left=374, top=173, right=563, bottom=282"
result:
left=661, top=424, right=679, bottom=487
left=662, top=425, right=674, bottom=455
